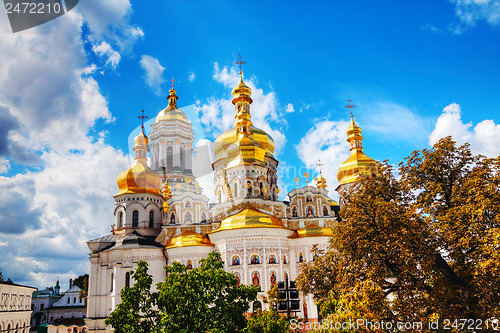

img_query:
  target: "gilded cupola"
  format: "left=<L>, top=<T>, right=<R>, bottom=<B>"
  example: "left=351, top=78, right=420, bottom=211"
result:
left=116, top=126, right=162, bottom=195
left=164, top=230, right=214, bottom=249
left=156, top=80, right=188, bottom=122
left=336, top=114, right=375, bottom=186
left=289, top=223, right=333, bottom=238
left=316, top=171, right=327, bottom=189
left=213, top=72, right=275, bottom=167
left=211, top=203, right=286, bottom=232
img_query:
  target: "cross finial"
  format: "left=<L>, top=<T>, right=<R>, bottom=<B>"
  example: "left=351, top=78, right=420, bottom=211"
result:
left=138, top=109, right=148, bottom=129
left=235, top=54, right=246, bottom=76
left=345, top=99, right=356, bottom=117
left=316, top=160, right=324, bottom=174
left=170, top=77, right=176, bottom=89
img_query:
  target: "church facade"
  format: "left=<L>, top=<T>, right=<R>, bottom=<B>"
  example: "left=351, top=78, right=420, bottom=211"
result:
left=85, top=71, right=374, bottom=332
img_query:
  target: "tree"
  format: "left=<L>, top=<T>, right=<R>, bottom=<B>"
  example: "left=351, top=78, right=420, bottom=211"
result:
left=243, top=284, right=292, bottom=333
left=106, top=251, right=259, bottom=333
left=297, top=137, right=500, bottom=325
left=74, top=274, right=88, bottom=305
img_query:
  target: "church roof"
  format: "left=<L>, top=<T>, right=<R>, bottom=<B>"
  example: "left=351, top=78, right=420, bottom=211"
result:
left=164, top=230, right=214, bottom=249
left=211, top=203, right=286, bottom=232
left=289, top=223, right=333, bottom=238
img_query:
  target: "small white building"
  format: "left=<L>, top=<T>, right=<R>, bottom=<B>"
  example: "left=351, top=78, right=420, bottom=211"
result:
left=0, top=280, right=36, bottom=333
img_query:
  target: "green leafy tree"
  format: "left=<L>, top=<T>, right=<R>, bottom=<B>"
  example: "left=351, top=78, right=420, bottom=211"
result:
left=244, top=310, right=292, bottom=333
left=106, top=251, right=259, bottom=333
left=297, top=137, right=500, bottom=327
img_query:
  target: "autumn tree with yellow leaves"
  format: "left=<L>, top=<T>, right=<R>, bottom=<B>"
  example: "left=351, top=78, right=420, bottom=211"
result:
left=297, top=137, right=500, bottom=328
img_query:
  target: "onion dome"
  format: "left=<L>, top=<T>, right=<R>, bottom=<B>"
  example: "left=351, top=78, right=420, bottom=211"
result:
left=116, top=127, right=162, bottom=195
left=336, top=115, right=375, bottom=186
left=316, top=171, right=327, bottom=189
left=289, top=223, right=333, bottom=238
left=156, top=85, right=188, bottom=122
left=328, top=198, right=339, bottom=207
left=213, top=76, right=275, bottom=166
left=212, top=203, right=286, bottom=232
left=164, top=230, right=214, bottom=249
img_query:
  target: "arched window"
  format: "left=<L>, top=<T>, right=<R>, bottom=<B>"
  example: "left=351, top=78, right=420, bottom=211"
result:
left=306, top=206, right=314, bottom=217
left=132, top=210, right=139, bottom=228
left=166, top=146, right=173, bottom=170
left=246, top=181, right=252, bottom=197
left=149, top=211, right=154, bottom=228
left=118, top=212, right=123, bottom=229
left=125, top=272, right=130, bottom=288
left=323, top=206, right=329, bottom=216
left=259, top=182, right=264, bottom=197
left=233, top=182, right=238, bottom=198
left=201, top=212, right=207, bottom=223
left=185, top=211, right=192, bottom=223
left=110, top=273, right=114, bottom=292
left=170, top=213, right=176, bottom=224
left=292, top=207, right=298, bottom=217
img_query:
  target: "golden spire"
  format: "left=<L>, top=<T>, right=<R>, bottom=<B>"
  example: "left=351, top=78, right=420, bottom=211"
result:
left=336, top=100, right=375, bottom=186
left=160, top=167, right=172, bottom=213
left=345, top=99, right=356, bottom=117
left=232, top=54, right=253, bottom=135
left=116, top=110, right=162, bottom=195
left=167, top=77, right=178, bottom=109
left=316, top=160, right=327, bottom=189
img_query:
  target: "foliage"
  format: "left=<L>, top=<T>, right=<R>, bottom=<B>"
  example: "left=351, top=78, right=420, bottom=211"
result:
left=244, top=310, right=292, bottom=333
left=297, top=137, right=500, bottom=327
left=106, top=251, right=259, bottom=333
left=105, top=261, right=160, bottom=333
left=74, top=274, right=88, bottom=305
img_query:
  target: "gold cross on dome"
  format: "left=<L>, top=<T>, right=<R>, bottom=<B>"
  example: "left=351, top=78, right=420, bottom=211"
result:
left=316, top=160, right=324, bottom=174
left=235, top=54, right=246, bottom=75
left=170, top=77, right=176, bottom=88
left=345, top=99, right=356, bottom=117
left=138, top=109, right=148, bottom=128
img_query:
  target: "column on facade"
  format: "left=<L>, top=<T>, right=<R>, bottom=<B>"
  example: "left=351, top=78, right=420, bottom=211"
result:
left=173, top=144, right=181, bottom=170
left=186, top=147, right=193, bottom=171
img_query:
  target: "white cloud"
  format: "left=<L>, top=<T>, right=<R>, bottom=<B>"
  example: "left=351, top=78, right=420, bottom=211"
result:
left=0, top=0, right=142, bottom=288
left=429, top=102, right=500, bottom=157
left=285, top=103, right=294, bottom=113
left=196, top=63, right=288, bottom=155
left=92, top=41, right=121, bottom=68
left=360, top=101, right=431, bottom=145
left=0, top=158, right=10, bottom=174
left=140, top=55, right=166, bottom=95
left=449, top=0, right=500, bottom=32
left=295, top=119, right=351, bottom=192
left=188, top=72, right=196, bottom=82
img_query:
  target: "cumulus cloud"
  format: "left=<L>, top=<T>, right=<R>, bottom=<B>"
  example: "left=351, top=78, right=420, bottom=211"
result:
left=429, top=102, right=500, bottom=157
left=140, top=55, right=166, bottom=95
left=92, top=41, right=121, bottom=68
left=188, top=72, right=196, bottom=82
left=449, top=0, right=500, bottom=32
left=295, top=119, right=351, bottom=192
left=360, top=101, right=431, bottom=145
left=0, top=0, right=142, bottom=288
left=196, top=63, right=288, bottom=155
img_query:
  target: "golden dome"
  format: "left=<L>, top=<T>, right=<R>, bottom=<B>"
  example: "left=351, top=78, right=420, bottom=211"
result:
left=232, top=77, right=252, bottom=100
left=289, top=223, right=333, bottom=238
left=213, top=76, right=275, bottom=167
left=328, top=198, right=339, bottom=206
left=316, top=172, right=327, bottom=189
left=212, top=203, right=286, bottom=232
left=155, top=87, right=188, bottom=122
left=337, top=116, right=375, bottom=186
left=164, top=230, right=214, bottom=249
left=116, top=127, right=162, bottom=196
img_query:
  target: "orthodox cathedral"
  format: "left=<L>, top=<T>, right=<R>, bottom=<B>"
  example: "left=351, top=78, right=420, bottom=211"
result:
left=85, top=69, right=374, bottom=331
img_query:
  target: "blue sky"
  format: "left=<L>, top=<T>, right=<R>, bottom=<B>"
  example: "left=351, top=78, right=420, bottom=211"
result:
left=0, top=0, right=499, bottom=289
